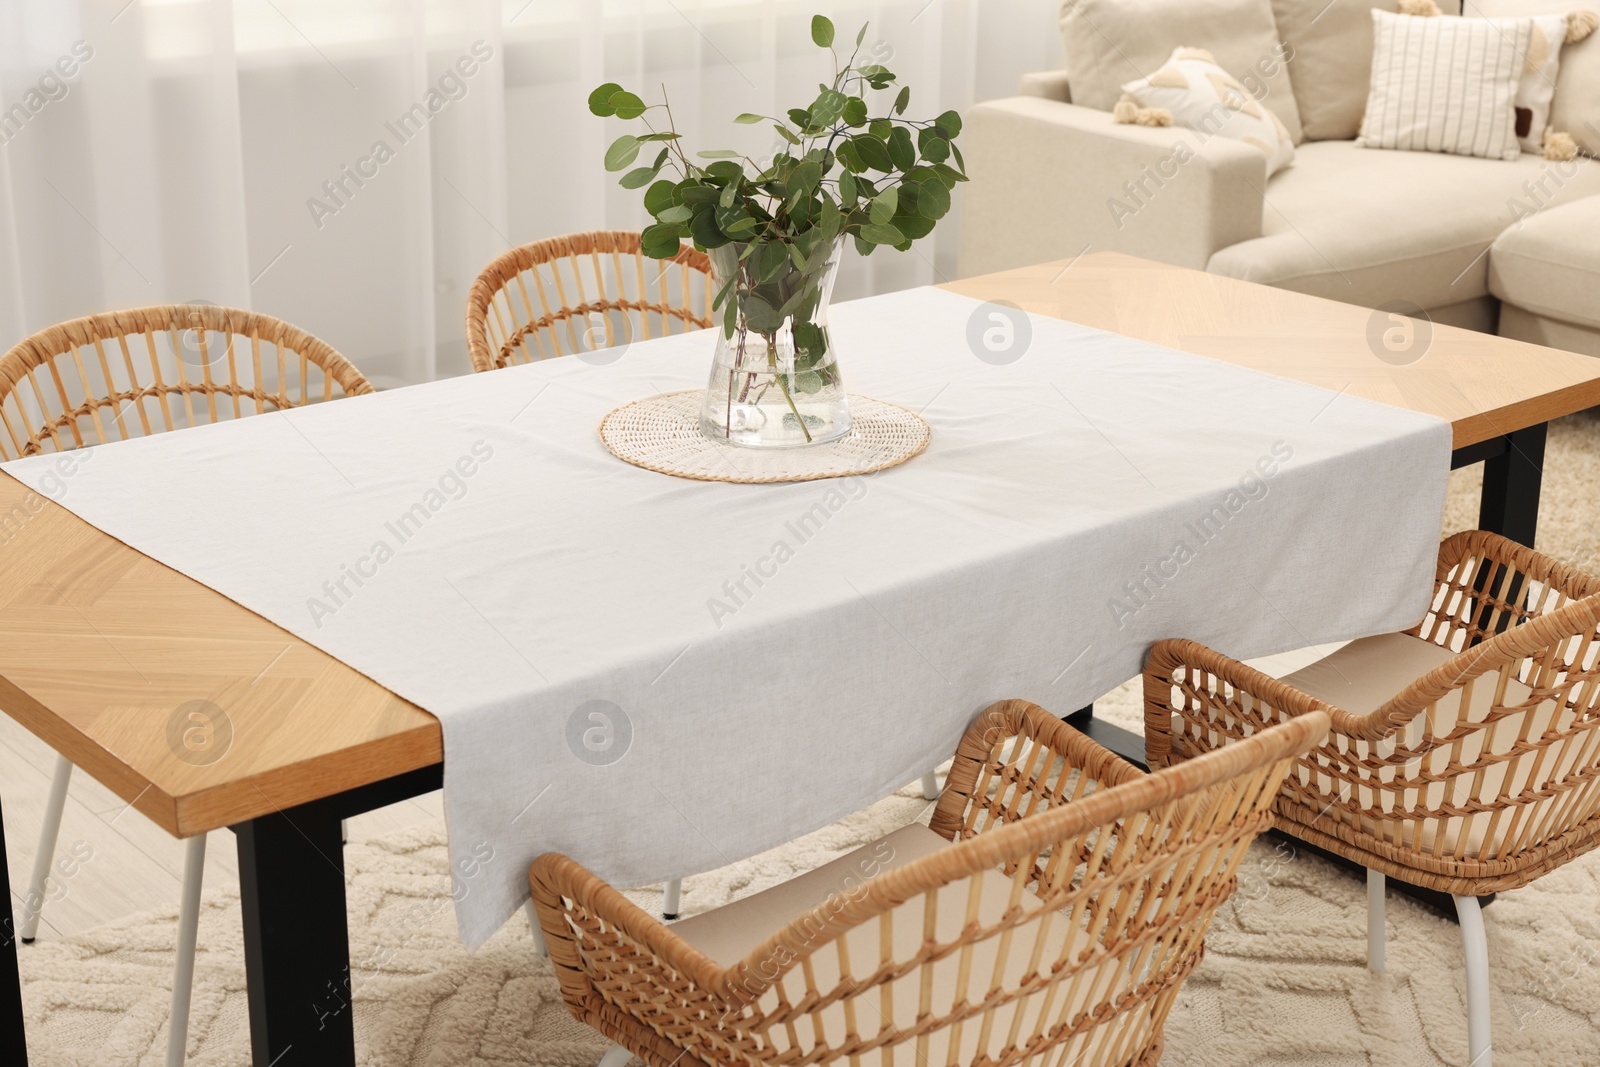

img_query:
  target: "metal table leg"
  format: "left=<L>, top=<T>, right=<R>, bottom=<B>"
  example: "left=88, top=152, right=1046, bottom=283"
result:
left=1, top=787, right=30, bottom=1065
left=1064, top=705, right=1148, bottom=770
left=234, top=764, right=440, bottom=1067
left=1473, top=423, right=1546, bottom=546
left=237, top=798, right=354, bottom=1067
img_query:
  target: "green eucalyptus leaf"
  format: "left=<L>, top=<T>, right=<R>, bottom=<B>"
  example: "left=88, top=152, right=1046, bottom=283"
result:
left=854, top=234, right=875, bottom=257
left=860, top=222, right=905, bottom=245
left=719, top=181, right=738, bottom=209
left=588, top=82, right=624, bottom=116
left=604, top=135, right=641, bottom=171
left=774, top=124, right=801, bottom=145
left=734, top=112, right=765, bottom=124
left=935, top=110, right=963, bottom=138
left=723, top=294, right=738, bottom=338
left=657, top=204, right=693, bottom=224
left=705, top=160, right=744, bottom=182
left=640, top=223, right=683, bottom=259
left=619, top=165, right=659, bottom=189
left=742, top=292, right=783, bottom=332
left=895, top=213, right=935, bottom=239
left=918, top=128, right=950, bottom=163
left=851, top=134, right=893, bottom=172
left=842, top=96, right=869, bottom=127
left=691, top=208, right=731, bottom=249
left=950, top=141, right=966, bottom=171
left=869, top=187, right=898, bottom=224
left=644, top=179, right=678, bottom=215
left=794, top=320, right=827, bottom=360
left=609, top=91, right=647, bottom=120
left=893, top=86, right=910, bottom=116
left=835, top=140, right=863, bottom=173
left=856, top=22, right=869, bottom=46
left=697, top=149, right=742, bottom=159
left=635, top=132, right=681, bottom=142
left=712, top=272, right=739, bottom=311
left=811, top=14, right=835, bottom=47
left=839, top=171, right=858, bottom=203
left=868, top=118, right=892, bottom=140
left=915, top=179, right=950, bottom=219
left=887, top=126, right=915, bottom=170
left=810, top=89, right=847, bottom=126
left=681, top=184, right=720, bottom=206
left=787, top=107, right=812, bottom=128
left=931, top=162, right=965, bottom=187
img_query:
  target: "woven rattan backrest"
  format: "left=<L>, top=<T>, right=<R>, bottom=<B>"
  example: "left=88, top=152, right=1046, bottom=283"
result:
left=1280, top=532, right=1600, bottom=863
left=0, top=305, right=371, bottom=459
left=465, top=230, right=714, bottom=372
left=693, top=702, right=1327, bottom=1067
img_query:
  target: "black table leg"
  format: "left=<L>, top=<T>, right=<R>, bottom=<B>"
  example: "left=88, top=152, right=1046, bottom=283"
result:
left=1475, top=422, right=1546, bottom=546
left=1065, top=705, right=1149, bottom=770
left=236, top=798, right=354, bottom=1067
left=0, top=789, right=29, bottom=1066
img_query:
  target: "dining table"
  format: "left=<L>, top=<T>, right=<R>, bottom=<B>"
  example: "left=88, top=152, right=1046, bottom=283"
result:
left=4, top=251, right=1599, bottom=1067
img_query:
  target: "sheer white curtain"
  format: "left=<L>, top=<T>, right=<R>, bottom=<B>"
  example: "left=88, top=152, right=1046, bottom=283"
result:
left=0, top=0, right=1058, bottom=388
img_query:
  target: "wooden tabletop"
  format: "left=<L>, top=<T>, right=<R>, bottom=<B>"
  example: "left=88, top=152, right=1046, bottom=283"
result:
left=5, top=252, right=1598, bottom=839
left=941, top=252, right=1600, bottom=450
left=0, top=477, right=440, bottom=837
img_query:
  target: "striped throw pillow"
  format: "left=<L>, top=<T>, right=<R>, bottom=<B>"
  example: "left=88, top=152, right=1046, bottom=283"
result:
left=1356, top=10, right=1532, bottom=160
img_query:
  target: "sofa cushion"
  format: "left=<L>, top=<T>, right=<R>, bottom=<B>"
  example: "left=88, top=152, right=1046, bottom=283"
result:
left=1206, top=139, right=1600, bottom=308
left=1355, top=11, right=1530, bottom=162
left=1271, top=0, right=1462, bottom=142
left=1059, top=0, right=1303, bottom=142
left=1120, top=47, right=1296, bottom=176
left=1475, top=0, right=1600, bottom=155
left=1490, top=194, right=1600, bottom=330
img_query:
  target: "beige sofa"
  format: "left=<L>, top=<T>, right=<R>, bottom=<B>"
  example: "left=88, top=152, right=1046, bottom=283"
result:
left=960, top=0, right=1600, bottom=349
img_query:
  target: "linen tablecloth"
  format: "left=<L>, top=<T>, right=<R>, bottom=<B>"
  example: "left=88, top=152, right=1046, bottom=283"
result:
left=3, top=287, right=1451, bottom=945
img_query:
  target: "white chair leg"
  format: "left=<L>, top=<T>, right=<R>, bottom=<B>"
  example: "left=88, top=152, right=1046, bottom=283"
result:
left=597, top=1043, right=632, bottom=1067
left=1454, top=893, right=1492, bottom=1067
left=167, top=834, right=207, bottom=1067
left=523, top=899, right=547, bottom=957
left=20, top=754, right=73, bottom=942
left=1366, top=869, right=1386, bottom=973
left=920, top=771, right=939, bottom=801
left=661, top=878, right=682, bottom=920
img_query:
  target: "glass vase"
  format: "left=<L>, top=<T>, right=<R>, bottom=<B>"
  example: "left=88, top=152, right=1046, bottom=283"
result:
left=699, top=238, right=850, bottom=448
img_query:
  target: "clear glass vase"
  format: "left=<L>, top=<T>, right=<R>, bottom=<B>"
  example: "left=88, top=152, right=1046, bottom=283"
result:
left=699, top=238, right=850, bottom=448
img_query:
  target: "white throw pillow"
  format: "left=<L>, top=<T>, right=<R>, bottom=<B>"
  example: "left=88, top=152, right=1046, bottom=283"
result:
left=1117, top=47, right=1296, bottom=176
left=1473, top=0, right=1600, bottom=157
left=1513, top=13, right=1575, bottom=152
left=1356, top=10, right=1531, bottom=160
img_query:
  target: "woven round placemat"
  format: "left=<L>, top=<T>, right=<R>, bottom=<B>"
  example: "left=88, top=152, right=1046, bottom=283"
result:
left=599, top=390, right=930, bottom=483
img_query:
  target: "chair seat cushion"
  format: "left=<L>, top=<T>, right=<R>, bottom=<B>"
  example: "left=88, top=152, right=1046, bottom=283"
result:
left=1207, top=140, right=1600, bottom=309
left=1490, top=195, right=1600, bottom=331
left=671, top=822, right=1126, bottom=1065
left=1271, top=632, right=1580, bottom=859
left=670, top=823, right=957, bottom=967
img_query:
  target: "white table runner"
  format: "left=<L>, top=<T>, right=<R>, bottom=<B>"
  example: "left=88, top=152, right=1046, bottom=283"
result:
left=3, top=287, right=1451, bottom=945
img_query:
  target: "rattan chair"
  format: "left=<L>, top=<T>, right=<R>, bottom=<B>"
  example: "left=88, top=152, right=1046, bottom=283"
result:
left=4, top=304, right=371, bottom=1066
left=465, top=230, right=715, bottom=373
left=1144, top=530, right=1600, bottom=1067
left=532, top=698, right=1329, bottom=1067
left=0, top=304, right=371, bottom=458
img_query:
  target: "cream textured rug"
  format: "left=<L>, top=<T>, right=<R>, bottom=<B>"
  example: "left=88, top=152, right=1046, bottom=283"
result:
left=18, top=410, right=1600, bottom=1066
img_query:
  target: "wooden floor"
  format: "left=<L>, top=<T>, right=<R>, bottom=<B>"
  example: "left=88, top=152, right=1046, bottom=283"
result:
left=0, top=711, right=442, bottom=942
